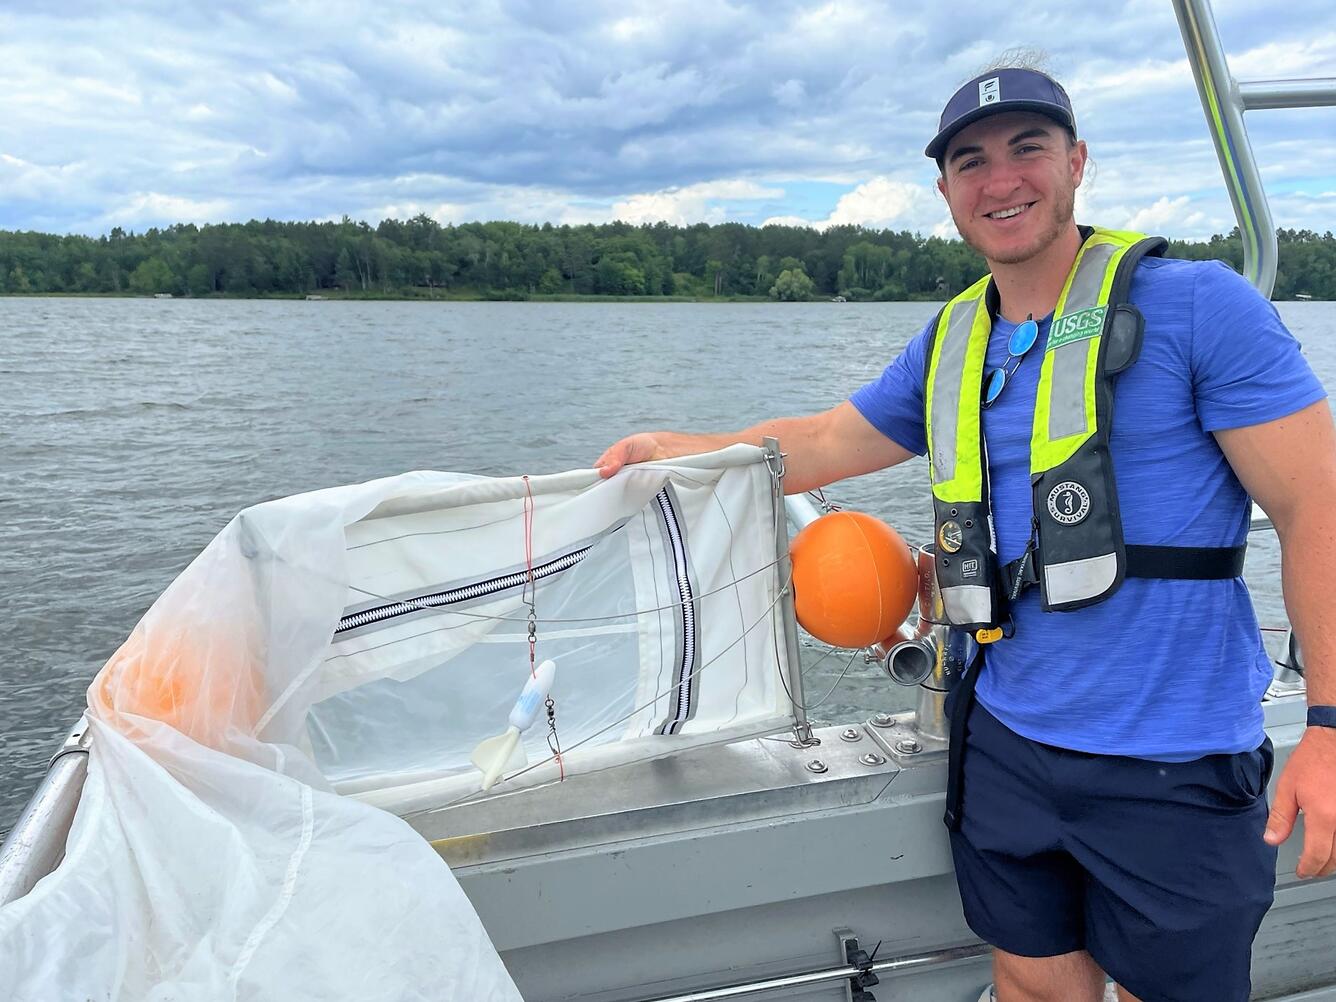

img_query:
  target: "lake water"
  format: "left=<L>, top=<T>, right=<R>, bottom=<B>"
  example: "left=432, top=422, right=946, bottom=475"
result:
left=3, top=296, right=1333, bottom=833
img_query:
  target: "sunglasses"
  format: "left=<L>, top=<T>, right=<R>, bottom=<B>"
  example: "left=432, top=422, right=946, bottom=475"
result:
left=983, top=315, right=1038, bottom=408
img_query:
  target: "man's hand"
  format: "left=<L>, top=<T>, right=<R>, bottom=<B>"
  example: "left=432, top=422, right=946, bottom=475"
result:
left=594, top=434, right=675, bottom=478
left=1264, top=726, right=1336, bottom=877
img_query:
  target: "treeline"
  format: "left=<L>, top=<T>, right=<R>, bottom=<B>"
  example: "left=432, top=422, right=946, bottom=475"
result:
left=0, top=217, right=1332, bottom=301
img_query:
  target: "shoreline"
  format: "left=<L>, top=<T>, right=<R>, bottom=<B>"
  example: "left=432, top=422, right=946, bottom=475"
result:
left=1, top=290, right=1325, bottom=304
left=0, top=291, right=868, bottom=304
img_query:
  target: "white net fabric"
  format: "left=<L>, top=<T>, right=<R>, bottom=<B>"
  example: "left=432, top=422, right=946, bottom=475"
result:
left=0, top=447, right=795, bottom=1000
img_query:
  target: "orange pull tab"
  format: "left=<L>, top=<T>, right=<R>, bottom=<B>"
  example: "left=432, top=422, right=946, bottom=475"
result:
left=975, top=626, right=1004, bottom=645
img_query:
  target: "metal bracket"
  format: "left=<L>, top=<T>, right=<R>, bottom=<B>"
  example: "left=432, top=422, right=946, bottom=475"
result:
left=763, top=435, right=813, bottom=748
left=48, top=715, right=92, bottom=769
left=762, top=442, right=787, bottom=484
left=864, top=711, right=950, bottom=766
left=788, top=719, right=819, bottom=748
left=835, top=928, right=879, bottom=1002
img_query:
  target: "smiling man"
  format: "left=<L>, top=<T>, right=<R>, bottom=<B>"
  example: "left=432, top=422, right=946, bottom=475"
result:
left=596, top=65, right=1336, bottom=1002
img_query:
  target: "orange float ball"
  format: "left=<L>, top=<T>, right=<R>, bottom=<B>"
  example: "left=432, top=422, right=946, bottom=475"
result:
left=789, top=511, right=918, bottom=648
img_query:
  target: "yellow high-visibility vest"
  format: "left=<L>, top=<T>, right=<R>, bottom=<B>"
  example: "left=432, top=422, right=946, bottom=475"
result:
left=924, top=226, right=1167, bottom=629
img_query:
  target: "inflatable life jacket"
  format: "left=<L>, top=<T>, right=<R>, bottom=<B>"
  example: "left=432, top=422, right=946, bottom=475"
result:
left=923, top=226, right=1245, bottom=633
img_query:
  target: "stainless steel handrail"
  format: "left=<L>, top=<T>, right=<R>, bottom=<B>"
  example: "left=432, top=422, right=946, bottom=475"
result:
left=0, top=718, right=92, bottom=907
left=1172, top=0, right=1336, bottom=297
left=1240, top=79, right=1336, bottom=111
left=631, top=941, right=991, bottom=1002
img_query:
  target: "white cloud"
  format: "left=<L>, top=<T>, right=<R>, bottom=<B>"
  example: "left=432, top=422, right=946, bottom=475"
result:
left=1123, top=195, right=1207, bottom=235
left=102, top=193, right=234, bottom=227
left=760, top=177, right=949, bottom=233
left=361, top=200, right=469, bottom=225
left=1229, top=37, right=1336, bottom=79
left=0, top=153, right=92, bottom=204
left=825, top=177, right=945, bottom=229
left=608, top=180, right=784, bottom=225
left=773, top=79, right=806, bottom=108
left=0, top=1, right=1331, bottom=238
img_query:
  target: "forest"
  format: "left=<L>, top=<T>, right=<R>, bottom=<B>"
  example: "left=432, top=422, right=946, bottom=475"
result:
left=1, top=217, right=1332, bottom=301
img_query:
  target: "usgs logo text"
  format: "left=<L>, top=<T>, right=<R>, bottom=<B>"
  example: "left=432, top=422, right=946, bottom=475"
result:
left=1049, top=305, right=1108, bottom=348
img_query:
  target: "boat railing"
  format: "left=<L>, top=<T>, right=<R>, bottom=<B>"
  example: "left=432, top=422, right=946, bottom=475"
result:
left=1171, top=0, right=1336, bottom=298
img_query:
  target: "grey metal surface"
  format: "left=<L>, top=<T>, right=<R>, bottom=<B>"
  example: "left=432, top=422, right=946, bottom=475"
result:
left=1267, top=988, right=1336, bottom=1002
left=0, top=717, right=90, bottom=907
left=416, top=724, right=902, bottom=870
left=428, top=693, right=1334, bottom=1002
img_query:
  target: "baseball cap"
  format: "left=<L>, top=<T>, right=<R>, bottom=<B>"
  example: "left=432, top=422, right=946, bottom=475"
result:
left=925, top=67, right=1076, bottom=163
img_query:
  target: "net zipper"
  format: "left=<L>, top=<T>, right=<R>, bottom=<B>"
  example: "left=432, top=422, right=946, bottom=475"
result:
left=335, top=546, right=591, bottom=635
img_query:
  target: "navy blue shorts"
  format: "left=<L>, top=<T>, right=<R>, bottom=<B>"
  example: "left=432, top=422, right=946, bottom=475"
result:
left=949, top=700, right=1277, bottom=1002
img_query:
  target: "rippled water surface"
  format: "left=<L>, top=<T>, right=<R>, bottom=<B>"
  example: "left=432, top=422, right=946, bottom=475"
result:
left=3, top=296, right=1333, bottom=831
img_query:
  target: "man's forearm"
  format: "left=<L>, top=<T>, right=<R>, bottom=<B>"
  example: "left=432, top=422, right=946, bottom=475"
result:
left=602, top=403, right=909, bottom=490
left=654, top=415, right=839, bottom=494
left=1278, top=505, right=1336, bottom=704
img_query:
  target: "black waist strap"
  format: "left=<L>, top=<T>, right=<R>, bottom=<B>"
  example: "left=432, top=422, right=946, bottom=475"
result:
left=1001, top=543, right=1246, bottom=598
left=1125, top=544, right=1246, bottom=579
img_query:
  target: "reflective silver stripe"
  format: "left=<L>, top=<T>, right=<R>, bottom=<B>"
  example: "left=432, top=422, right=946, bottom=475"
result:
left=1047, top=242, right=1120, bottom=441
left=1065, top=241, right=1116, bottom=309
left=942, top=584, right=994, bottom=625
left=929, top=299, right=982, bottom=486
left=1043, top=552, right=1118, bottom=604
left=1048, top=338, right=1095, bottom=440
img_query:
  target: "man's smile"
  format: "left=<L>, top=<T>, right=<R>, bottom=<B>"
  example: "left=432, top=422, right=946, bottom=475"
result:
left=984, top=201, right=1037, bottom=220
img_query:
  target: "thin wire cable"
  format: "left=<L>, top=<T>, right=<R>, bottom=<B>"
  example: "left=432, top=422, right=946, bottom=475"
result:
left=799, top=642, right=856, bottom=678
left=800, top=647, right=864, bottom=713
left=335, top=464, right=856, bottom=809
left=342, top=554, right=784, bottom=627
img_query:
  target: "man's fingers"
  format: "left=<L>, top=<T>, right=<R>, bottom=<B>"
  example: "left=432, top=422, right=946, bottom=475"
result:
left=1318, top=832, right=1336, bottom=879
left=595, top=435, right=659, bottom=478
left=1297, top=817, right=1336, bottom=878
left=595, top=438, right=641, bottom=478
left=1263, top=778, right=1298, bottom=846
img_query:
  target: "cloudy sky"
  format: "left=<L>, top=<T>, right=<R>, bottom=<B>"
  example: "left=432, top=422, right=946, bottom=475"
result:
left=2, top=0, right=1333, bottom=240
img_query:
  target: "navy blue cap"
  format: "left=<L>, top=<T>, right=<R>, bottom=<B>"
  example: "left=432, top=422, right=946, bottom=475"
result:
left=925, top=68, right=1076, bottom=162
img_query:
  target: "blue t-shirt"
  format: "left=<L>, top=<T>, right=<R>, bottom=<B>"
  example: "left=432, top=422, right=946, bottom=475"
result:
left=850, top=257, right=1326, bottom=760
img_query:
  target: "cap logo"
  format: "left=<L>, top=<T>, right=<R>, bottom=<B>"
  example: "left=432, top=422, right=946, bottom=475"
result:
left=978, top=77, right=1000, bottom=107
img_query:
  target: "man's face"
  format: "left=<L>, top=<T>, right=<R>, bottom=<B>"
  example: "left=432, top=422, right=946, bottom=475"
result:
left=936, top=111, right=1087, bottom=267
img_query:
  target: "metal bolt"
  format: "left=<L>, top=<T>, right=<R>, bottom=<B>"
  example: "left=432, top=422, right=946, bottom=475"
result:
left=840, top=727, right=862, bottom=742
left=895, top=738, right=923, bottom=755
left=805, top=759, right=828, bottom=774
left=871, top=713, right=895, bottom=728
left=859, top=752, right=887, bottom=767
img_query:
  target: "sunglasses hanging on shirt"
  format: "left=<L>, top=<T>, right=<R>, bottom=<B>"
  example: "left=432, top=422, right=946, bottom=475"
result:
left=983, top=315, right=1038, bottom=408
